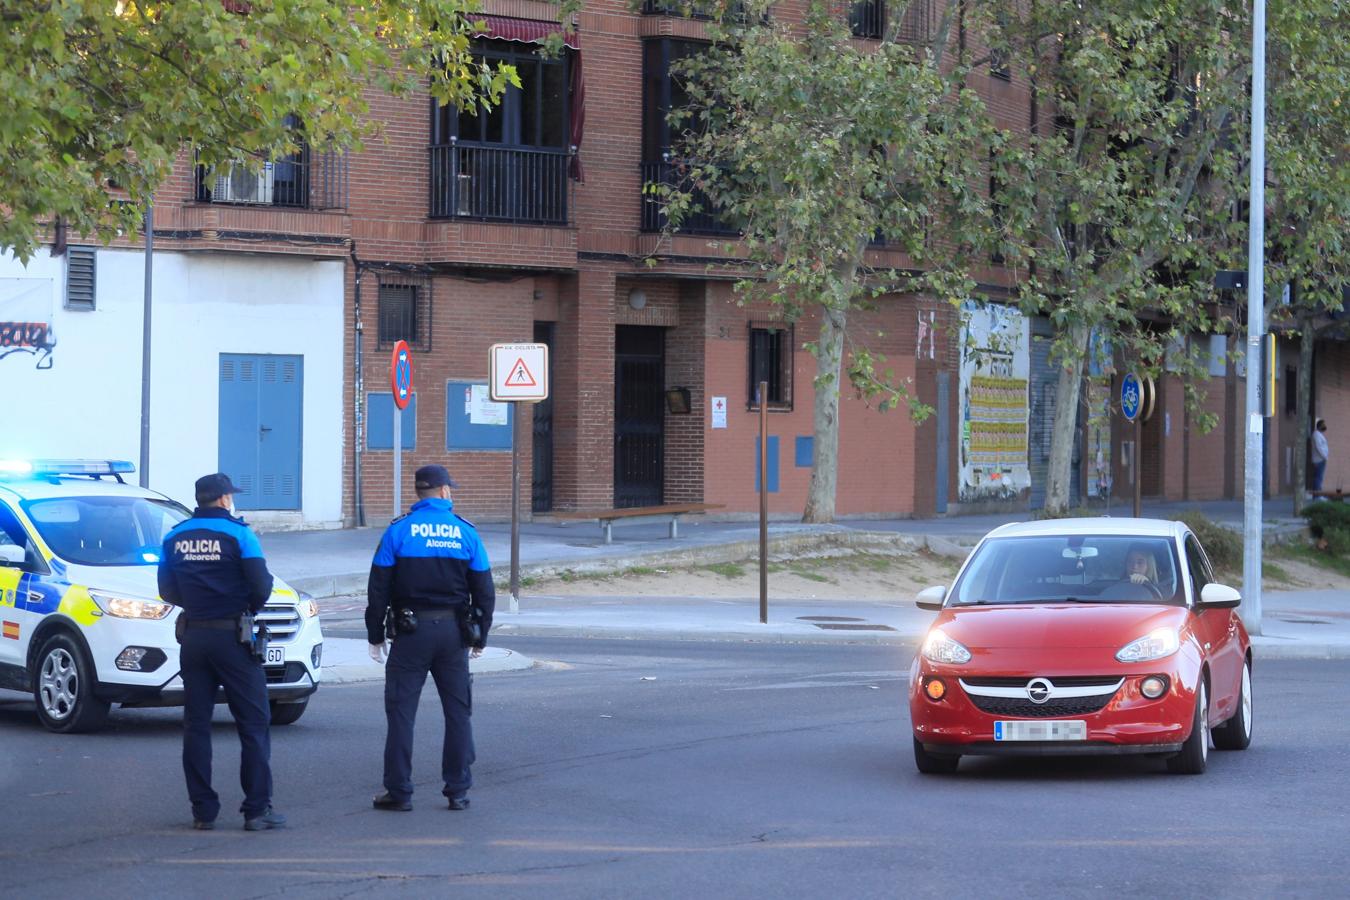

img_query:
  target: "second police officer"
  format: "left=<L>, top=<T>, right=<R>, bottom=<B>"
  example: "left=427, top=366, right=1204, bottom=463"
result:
left=158, top=473, right=286, bottom=832
left=366, top=465, right=495, bottom=812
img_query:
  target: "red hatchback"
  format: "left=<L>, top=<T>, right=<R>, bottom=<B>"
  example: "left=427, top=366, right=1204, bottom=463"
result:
left=909, top=519, right=1253, bottom=775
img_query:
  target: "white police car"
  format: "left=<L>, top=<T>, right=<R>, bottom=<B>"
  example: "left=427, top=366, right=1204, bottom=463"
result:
left=0, top=460, right=323, bottom=732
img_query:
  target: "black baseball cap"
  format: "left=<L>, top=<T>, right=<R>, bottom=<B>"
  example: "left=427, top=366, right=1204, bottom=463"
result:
left=195, top=472, right=243, bottom=503
left=414, top=464, right=459, bottom=490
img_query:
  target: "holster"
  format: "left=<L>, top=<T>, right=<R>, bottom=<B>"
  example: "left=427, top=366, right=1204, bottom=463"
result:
left=174, top=615, right=187, bottom=644
left=456, top=604, right=484, bottom=648
left=386, top=607, right=418, bottom=637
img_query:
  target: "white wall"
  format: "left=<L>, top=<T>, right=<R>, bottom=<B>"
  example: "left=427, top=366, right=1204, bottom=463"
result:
left=0, top=248, right=345, bottom=529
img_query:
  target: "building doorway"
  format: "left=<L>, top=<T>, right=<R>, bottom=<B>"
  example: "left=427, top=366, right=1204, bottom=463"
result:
left=219, top=353, right=303, bottom=511
left=532, top=321, right=555, bottom=513
left=614, top=325, right=664, bottom=508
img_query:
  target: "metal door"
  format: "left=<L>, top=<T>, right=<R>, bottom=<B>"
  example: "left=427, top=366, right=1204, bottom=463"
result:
left=613, top=326, right=664, bottom=508
left=532, top=321, right=555, bottom=512
left=1029, top=333, right=1081, bottom=510
left=936, top=372, right=950, bottom=513
left=219, top=354, right=303, bottom=511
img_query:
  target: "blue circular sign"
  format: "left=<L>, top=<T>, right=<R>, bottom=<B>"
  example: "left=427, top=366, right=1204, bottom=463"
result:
left=1121, top=372, right=1142, bottom=422
left=390, top=340, right=413, bottom=410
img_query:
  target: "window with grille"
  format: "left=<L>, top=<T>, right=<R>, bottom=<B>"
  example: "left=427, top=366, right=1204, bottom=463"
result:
left=376, top=274, right=432, bottom=351
left=747, top=322, right=793, bottom=410
left=65, top=247, right=96, bottom=310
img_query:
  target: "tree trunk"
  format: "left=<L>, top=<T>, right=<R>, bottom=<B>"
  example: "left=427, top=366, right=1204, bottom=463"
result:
left=803, top=306, right=847, bottom=523
left=1294, top=314, right=1314, bottom=515
left=1044, top=322, right=1090, bottom=516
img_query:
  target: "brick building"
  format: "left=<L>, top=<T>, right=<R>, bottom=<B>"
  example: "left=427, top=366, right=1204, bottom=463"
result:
left=3, top=0, right=1346, bottom=527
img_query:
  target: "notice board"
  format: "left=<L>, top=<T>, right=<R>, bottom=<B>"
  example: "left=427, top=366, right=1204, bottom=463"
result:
left=445, top=381, right=513, bottom=451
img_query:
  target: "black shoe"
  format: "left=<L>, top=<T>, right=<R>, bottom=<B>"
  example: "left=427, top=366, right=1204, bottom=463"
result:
left=446, top=795, right=470, bottom=811
left=373, top=792, right=412, bottom=811
left=192, top=819, right=215, bottom=831
left=243, top=808, right=287, bottom=831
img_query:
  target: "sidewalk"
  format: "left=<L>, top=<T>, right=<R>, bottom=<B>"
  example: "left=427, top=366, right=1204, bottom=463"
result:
left=264, top=497, right=1308, bottom=599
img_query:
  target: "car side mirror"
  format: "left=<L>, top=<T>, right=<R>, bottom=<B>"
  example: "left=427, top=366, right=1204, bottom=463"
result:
left=0, top=545, right=25, bottom=567
left=916, top=585, right=947, bottom=611
left=1199, top=583, right=1241, bottom=609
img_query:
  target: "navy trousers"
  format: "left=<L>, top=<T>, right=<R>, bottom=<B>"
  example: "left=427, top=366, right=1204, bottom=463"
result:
left=383, top=616, right=474, bottom=801
left=180, top=627, right=273, bottom=821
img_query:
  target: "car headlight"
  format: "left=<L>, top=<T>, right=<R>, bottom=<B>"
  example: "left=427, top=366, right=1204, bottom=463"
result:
left=297, top=591, right=319, bottom=618
left=922, top=628, right=972, bottom=665
left=89, top=590, right=175, bottom=620
left=1116, top=627, right=1181, bottom=663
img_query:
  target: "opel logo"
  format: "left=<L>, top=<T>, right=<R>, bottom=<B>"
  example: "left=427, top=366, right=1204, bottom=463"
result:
left=1025, top=678, right=1054, bottom=704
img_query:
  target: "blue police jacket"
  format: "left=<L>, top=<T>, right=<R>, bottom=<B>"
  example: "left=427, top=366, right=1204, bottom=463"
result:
left=364, top=497, right=495, bottom=645
left=158, top=507, right=274, bottom=620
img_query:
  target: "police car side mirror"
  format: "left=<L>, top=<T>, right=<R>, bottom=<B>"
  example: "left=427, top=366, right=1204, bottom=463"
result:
left=0, top=545, right=25, bottom=567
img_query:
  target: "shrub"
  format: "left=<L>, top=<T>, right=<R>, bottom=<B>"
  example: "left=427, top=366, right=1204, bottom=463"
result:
left=1170, top=512, right=1242, bottom=571
left=1302, top=502, right=1350, bottom=556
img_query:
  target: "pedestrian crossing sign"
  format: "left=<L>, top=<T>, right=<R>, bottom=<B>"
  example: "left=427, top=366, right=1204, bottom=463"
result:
left=490, top=343, right=549, bottom=402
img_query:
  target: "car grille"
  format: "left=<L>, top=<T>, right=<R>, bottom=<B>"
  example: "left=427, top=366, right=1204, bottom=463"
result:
left=962, top=676, right=1121, bottom=689
left=967, top=694, right=1115, bottom=718
left=257, top=602, right=301, bottom=642
left=265, top=662, right=308, bottom=684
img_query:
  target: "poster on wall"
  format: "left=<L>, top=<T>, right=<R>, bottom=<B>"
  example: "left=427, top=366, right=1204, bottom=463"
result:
left=0, top=278, right=56, bottom=369
left=959, top=301, right=1030, bottom=502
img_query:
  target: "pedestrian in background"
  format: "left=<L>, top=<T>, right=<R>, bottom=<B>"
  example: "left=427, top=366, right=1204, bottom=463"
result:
left=365, top=465, right=495, bottom=812
left=1312, top=417, right=1330, bottom=493
left=158, top=473, right=285, bottom=831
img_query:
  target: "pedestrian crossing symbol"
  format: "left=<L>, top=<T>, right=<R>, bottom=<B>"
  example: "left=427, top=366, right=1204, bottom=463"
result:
left=504, top=358, right=537, bottom=388
left=489, top=342, right=549, bottom=401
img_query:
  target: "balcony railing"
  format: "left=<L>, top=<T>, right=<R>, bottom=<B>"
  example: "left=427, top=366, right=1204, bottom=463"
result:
left=641, top=0, right=752, bottom=20
left=640, top=159, right=741, bottom=236
left=194, top=147, right=348, bottom=209
left=429, top=143, right=572, bottom=226
left=848, top=0, right=934, bottom=42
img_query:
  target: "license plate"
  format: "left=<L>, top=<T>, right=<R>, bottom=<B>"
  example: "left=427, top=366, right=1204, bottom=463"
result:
left=994, top=720, right=1087, bottom=742
left=265, top=646, right=285, bottom=667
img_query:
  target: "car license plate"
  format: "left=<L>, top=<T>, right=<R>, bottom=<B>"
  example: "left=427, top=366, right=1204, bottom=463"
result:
left=994, top=720, right=1087, bottom=742
left=265, top=646, right=285, bottom=667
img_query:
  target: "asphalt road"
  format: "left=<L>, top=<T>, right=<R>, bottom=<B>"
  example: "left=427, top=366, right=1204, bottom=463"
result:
left=2, top=639, right=1347, bottom=899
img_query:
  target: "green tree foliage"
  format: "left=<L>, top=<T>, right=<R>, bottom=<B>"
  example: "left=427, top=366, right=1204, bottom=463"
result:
left=665, top=0, right=993, bottom=522
left=982, top=0, right=1249, bottom=514
left=0, top=0, right=569, bottom=258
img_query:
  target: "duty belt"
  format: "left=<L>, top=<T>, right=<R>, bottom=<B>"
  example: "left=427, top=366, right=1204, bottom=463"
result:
left=185, top=618, right=238, bottom=631
left=407, top=608, right=460, bottom=622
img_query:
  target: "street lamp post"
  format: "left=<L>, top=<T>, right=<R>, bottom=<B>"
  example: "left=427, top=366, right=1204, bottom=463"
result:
left=1241, top=0, right=1266, bottom=635
left=139, top=200, right=153, bottom=488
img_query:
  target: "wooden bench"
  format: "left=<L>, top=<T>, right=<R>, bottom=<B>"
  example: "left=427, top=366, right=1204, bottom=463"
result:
left=552, top=503, right=725, bottom=544
left=1309, top=489, right=1348, bottom=502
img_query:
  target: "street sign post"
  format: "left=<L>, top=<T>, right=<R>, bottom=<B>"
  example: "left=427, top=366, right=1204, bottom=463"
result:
left=489, top=343, right=550, bottom=614
left=390, top=341, right=413, bottom=519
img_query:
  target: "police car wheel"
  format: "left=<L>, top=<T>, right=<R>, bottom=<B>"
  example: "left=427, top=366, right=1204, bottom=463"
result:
left=269, top=698, right=309, bottom=726
left=33, top=633, right=110, bottom=733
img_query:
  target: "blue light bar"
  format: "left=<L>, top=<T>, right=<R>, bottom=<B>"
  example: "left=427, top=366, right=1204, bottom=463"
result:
left=0, top=459, right=136, bottom=477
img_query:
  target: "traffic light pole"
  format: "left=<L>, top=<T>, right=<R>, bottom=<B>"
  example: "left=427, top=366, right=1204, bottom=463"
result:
left=1241, top=0, right=1266, bottom=635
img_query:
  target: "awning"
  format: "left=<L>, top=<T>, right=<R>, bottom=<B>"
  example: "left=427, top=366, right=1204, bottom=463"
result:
left=477, top=15, right=579, bottom=50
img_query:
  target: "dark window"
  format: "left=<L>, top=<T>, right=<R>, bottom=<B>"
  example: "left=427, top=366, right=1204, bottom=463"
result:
left=849, top=0, right=885, bottom=39
left=1285, top=365, right=1297, bottom=415
left=748, top=322, right=793, bottom=410
left=1184, top=535, right=1213, bottom=600
left=376, top=274, right=433, bottom=351
left=65, top=247, right=96, bottom=311
left=434, top=42, right=568, bottom=149
left=642, top=38, right=706, bottom=162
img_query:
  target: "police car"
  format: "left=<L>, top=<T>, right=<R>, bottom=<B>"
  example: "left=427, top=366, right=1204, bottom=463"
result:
left=0, top=460, right=323, bottom=732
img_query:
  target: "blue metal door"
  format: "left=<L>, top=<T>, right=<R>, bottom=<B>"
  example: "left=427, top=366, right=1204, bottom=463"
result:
left=219, top=354, right=303, bottom=511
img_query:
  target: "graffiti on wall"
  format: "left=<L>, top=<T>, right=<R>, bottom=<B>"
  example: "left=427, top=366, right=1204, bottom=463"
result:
left=0, top=278, right=56, bottom=369
left=959, top=302, right=1030, bottom=501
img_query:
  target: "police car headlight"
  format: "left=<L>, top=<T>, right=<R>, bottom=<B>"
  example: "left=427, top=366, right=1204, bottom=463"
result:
left=89, top=590, right=174, bottom=620
left=297, top=591, right=319, bottom=618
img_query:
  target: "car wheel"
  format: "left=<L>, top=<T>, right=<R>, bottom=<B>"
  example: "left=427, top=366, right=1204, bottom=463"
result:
left=33, top=633, right=111, bottom=734
left=913, top=737, right=959, bottom=775
left=1167, top=680, right=1209, bottom=775
left=269, top=698, right=309, bottom=726
left=1212, top=658, right=1253, bottom=751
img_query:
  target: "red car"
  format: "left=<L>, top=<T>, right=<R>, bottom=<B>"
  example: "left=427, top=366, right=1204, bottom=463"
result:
left=909, top=519, right=1252, bottom=775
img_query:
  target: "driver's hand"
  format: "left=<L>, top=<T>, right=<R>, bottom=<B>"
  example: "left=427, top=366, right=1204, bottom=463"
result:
left=1130, top=573, right=1149, bottom=585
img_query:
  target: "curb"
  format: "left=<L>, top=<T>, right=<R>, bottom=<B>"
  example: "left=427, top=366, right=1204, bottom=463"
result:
left=321, top=644, right=536, bottom=684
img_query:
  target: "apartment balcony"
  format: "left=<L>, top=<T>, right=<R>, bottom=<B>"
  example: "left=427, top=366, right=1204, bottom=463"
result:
left=640, top=158, right=741, bottom=237
left=847, top=0, right=934, bottom=42
left=641, top=0, right=751, bottom=20
left=429, top=142, right=573, bottom=226
left=194, top=147, right=348, bottom=210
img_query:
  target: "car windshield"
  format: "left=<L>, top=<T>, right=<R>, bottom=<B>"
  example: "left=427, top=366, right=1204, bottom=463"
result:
left=949, top=535, right=1184, bottom=606
left=22, top=495, right=189, bottom=566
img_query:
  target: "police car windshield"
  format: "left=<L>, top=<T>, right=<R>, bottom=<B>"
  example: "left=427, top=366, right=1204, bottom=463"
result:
left=22, top=495, right=190, bottom=566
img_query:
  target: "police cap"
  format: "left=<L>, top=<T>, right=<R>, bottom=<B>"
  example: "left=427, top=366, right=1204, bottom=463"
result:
left=414, top=464, right=459, bottom=490
left=195, top=472, right=243, bottom=504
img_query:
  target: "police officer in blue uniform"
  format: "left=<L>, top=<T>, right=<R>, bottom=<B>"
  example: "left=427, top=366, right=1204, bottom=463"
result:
left=366, top=465, right=494, bottom=812
left=158, top=473, right=286, bottom=831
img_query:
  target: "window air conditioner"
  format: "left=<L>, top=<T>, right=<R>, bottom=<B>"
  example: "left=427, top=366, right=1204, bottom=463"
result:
left=213, top=161, right=276, bottom=204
